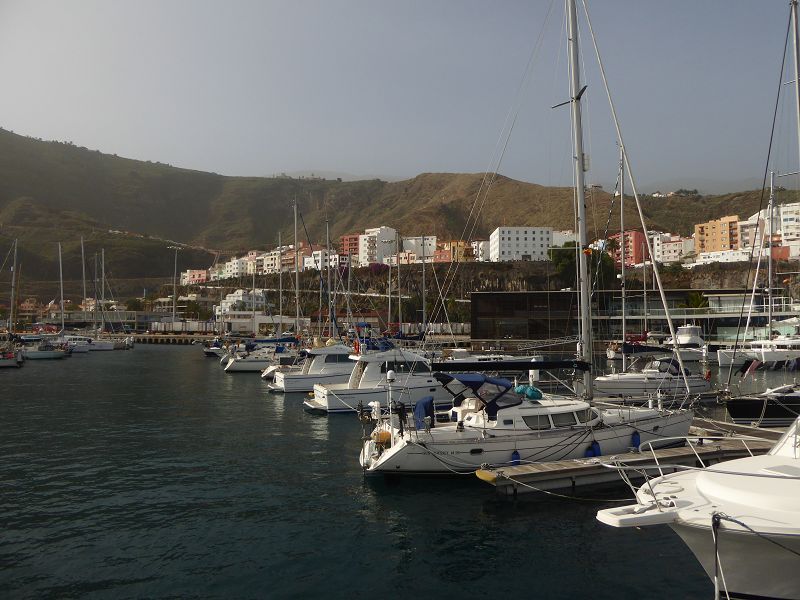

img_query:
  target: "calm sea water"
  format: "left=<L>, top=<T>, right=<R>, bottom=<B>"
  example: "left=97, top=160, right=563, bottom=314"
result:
left=1, top=346, right=734, bottom=599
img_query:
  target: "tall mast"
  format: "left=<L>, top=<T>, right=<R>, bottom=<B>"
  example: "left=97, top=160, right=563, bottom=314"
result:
left=80, top=236, right=87, bottom=320
left=93, top=253, right=98, bottom=333
left=642, top=243, right=648, bottom=332
left=619, top=146, right=627, bottom=371
left=397, top=235, right=402, bottom=331
left=58, top=242, right=65, bottom=332
left=278, top=231, right=282, bottom=337
left=567, top=0, right=593, bottom=399
left=421, top=235, right=426, bottom=336
left=294, top=197, right=300, bottom=334
left=793, top=1, right=800, bottom=170
left=8, top=239, right=17, bottom=334
left=387, top=249, right=392, bottom=333
left=326, top=219, right=332, bottom=334
left=101, top=248, right=106, bottom=333
left=768, top=171, right=775, bottom=335
left=252, top=269, right=257, bottom=336
left=171, top=247, right=178, bottom=324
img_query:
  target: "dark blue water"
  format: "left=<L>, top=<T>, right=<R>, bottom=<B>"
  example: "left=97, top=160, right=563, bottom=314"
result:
left=2, top=346, right=710, bottom=598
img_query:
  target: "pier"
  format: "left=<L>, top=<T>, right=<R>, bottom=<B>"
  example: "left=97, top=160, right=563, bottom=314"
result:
left=132, top=334, right=216, bottom=345
left=475, top=419, right=777, bottom=497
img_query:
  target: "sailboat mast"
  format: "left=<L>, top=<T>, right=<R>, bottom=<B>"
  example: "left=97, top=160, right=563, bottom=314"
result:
left=396, top=235, right=402, bottom=331
left=58, top=242, right=65, bottom=332
left=567, top=0, right=593, bottom=399
left=642, top=244, right=648, bottom=332
left=768, top=171, right=775, bottom=335
left=619, top=146, right=627, bottom=371
left=80, top=237, right=86, bottom=322
left=9, top=239, right=17, bottom=334
left=421, top=235, right=426, bottom=337
left=278, top=231, right=282, bottom=337
left=100, top=249, right=106, bottom=332
left=792, top=1, right=800, bottom=169
left=326, top=219, right=332, bottom=333
left=252, top=270, right=256, bottom=336
left=294, top=198, right=300, bottom=334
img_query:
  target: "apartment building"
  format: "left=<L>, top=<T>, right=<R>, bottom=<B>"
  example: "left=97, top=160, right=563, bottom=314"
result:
left=489, top=227, right=552, bottom=262
left=694, top=215, right=739, bottom=253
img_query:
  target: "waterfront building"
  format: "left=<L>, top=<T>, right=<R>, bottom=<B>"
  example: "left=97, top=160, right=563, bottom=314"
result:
left=650, top=233, right=693, bottom=264
left=180, top=269, right=209, bottom=286
left=471, top=239, right=490, bottom=261
left=358, top=226, right=397, bottom=267
left=607, top=230, right=649, bottom=266
left=402, top=236, right=437, bottom=259
left=223, top=258, right=248, bottom=279
left=694, top=215, right=739, bottom=253
left=489, top=226, right=552, bottom=262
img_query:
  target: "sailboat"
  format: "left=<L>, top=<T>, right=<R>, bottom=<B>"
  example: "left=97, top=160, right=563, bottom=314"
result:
left=360, top=0, right=692, bottom=476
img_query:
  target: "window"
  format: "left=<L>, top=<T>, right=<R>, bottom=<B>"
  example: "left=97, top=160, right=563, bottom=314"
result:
left=523, top=415, right=551, bottom=430
left=575, top=408, right=594, bottom=423
left=551, top=412, right=578, bottom=427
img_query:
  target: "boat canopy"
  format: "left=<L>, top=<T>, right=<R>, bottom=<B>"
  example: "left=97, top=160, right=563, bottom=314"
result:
left=648, top=358, right=689, bottom=376
left=413, top=396, right=436, bottom=429
left=434, top=372, right=513, bottom=394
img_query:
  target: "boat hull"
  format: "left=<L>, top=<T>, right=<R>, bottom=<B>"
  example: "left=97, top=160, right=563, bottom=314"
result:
left=363, top=410, right=693, bottom=474
left=725, top=396, right=800, bottom=427
left=593, top=374, right=710, bottom=396
left=24, top=350, right=67, bottom=360
left=270, top=370, right=352, bottom=393
left=306, top=382, right=452, bottom=414
left=671, top=521, right=800, bottom=600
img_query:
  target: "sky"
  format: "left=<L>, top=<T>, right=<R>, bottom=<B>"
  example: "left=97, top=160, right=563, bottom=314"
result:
left=0, top=0, right=797, bottom=193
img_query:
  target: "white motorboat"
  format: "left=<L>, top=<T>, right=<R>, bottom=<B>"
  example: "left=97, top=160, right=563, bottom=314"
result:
left=267, top=344, right=353, bottom=392
left=59, top=335, right=94, bottom=353
left=718, top=336, right=800, bottom=368
left=23, top=340, right=68, bottom=360
left=304, top=348, right=452, bottom=414
left=597, top=418, right=800, bottom=599
left=224, top=346, right=297, bottom=373
left=664, top=325, right=707, bottom=362
left=360, top=373, right=693, bottom=475
left=593, top=358, right=710, bottom=397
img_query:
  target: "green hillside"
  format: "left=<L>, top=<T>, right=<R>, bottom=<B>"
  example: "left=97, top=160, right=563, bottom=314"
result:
left=0, top=127, right=796, bottom=286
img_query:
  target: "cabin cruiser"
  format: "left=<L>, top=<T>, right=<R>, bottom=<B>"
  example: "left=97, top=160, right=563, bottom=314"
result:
left=202, top=337, right=226, bottom=358
left=360, top=373, right=693, bottom=475
left=267, top=344, right=353, bottom=392
left=718, top=336, right=800, bottom=368
left=725, top=384, right=800, bottom=427
left=597, top=417, right=800, bottom=599
left=593, top=358, right=710, bottom=397
left=663, top=325, right=706, bottom=362
left=224, top=345, right=298, bottom=373
left=304, top=348, right=451, bottom=414
left=22, top=338, right=68, bottom=360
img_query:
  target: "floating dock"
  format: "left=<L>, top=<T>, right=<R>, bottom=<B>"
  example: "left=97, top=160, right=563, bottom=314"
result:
left=475, top=420, right=776, bottom=497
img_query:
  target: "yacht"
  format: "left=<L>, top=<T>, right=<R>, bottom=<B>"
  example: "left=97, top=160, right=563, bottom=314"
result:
left=718, top=336, right=800, bottom=368
left=22, top=339, right=68, bottom=360
left=725, top=384, right=800, bottom=427
left=597, top=418, right=800, bottom=599
left=304, top=348, right=451, bottom=414
left=593, top=358, right=711, bottom=397
left=224, top=345, right=297, bottom=373
left=360, top=373, right=693, bottom=475
left=664, top=325, right=707, bottom=362
left=267, top=344, right=353, bottom=392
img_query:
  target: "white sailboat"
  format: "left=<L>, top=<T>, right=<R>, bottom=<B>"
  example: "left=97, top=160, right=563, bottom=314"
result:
left=360, top=0, right=692, bottom=476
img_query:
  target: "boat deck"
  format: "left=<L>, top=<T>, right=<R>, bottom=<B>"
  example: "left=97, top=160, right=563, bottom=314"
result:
left=475, top=419, right=776, bottom=497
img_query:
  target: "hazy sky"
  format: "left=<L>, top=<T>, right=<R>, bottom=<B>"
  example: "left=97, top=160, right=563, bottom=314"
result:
left=0, top=0, right=796, bottom=192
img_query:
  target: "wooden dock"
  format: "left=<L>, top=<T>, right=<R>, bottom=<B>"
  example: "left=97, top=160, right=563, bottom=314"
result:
left=133, top=334, right=216, bottom=345
left=475, top=425, right=775, bottom=497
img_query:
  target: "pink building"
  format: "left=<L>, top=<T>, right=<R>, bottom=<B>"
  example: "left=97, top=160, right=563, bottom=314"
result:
left=180, top=269, right=209, bottom=285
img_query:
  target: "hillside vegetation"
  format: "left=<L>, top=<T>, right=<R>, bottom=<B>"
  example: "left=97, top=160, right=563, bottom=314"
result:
left=1, top=128, right=797, bottom=284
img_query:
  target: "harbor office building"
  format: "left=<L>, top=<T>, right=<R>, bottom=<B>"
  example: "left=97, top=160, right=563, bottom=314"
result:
left=470, top=289, right=796, bottom=346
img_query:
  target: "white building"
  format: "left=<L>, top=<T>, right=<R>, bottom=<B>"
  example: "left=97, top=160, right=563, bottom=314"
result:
left=303, top=249, right=333, bottom=271
left=489, top=227, right=553, bottom=262
left=223, top=258, right=248, bottom=279
left=650, top=232, right=694, bottom=264
left=780, top=202, right=800, bottom=243
left=358, top=226, right=397, bottom=267
left=692, top=249, right=753, bottom=267
left=402, top=236, right=437, bottom=260
left=470, top=240, right=490, bottom=262
left=552, top=230, right=578, bottom=247
left=214, top=288, right=271, bottom=318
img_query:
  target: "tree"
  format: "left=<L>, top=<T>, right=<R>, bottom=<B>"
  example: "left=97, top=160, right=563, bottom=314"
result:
left=126, top=298, right=143, bottom=311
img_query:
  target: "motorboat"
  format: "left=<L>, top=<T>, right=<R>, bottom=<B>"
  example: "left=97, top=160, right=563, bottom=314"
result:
left=664, top=325, right=707, bottom=362
left=22, top=339, right=68, bottom=360
left=597, top=418, right=800, bottom=599
left=267, top=344, right=353, bottom=392
left=360, top=373, right=693, bottom=475
left=304, top=348, right=452, bottom=414
left=725, top=384, right=800, bottom=427
left=224, top=345, right=298, bottom=373
left=202, top=337, right=226, bottom=358
left=719, top=336, right=800, bottom=368
left=593, top=358, right=711, bottom=397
